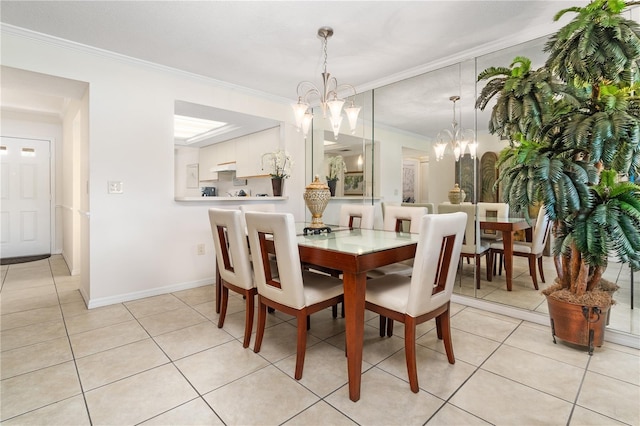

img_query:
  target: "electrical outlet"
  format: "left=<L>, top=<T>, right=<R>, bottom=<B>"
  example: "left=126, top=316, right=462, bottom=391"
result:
left=108, top=181, right=123, bottom=194
left=196, top=244, right=206, bottom=255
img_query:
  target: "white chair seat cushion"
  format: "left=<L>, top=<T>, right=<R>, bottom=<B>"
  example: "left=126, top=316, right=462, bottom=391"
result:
left=366, top=260, right=413, bottom=279
left=461, top=241, right=489, bottom=255
left=301, top=270, right=344, bottom=306
left=365, top=273, right=411, bottom=313
left=490, top=241, right=534, bottom=254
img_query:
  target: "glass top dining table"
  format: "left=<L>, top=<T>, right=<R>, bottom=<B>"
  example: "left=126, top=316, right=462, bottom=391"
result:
left=294, top=226, right=420, bottom=402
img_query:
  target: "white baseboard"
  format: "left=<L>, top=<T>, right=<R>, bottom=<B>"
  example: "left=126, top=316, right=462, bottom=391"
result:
left=86, top=278, right=214, bottom=309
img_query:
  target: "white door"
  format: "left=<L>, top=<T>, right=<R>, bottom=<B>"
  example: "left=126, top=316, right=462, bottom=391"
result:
left=0, top=137, right=51, bottom=258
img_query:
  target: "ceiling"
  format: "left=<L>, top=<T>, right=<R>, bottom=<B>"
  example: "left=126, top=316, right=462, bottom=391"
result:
left=1, top=1, right=589, bottom=146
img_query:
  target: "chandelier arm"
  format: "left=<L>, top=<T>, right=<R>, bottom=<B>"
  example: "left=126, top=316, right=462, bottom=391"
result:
left=296, top=81, right=321, bottom=104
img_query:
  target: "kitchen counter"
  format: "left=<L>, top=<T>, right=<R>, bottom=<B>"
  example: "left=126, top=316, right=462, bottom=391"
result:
left=174, top=196, right=288, bottom=202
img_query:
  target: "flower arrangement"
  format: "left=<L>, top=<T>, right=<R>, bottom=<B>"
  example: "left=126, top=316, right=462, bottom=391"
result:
left=261, top=149, right=292, bottom=179
left=326, top=155, right=347, bottom=181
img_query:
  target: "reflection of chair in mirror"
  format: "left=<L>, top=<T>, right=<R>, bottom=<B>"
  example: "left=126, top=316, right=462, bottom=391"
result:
left=365, top=212, right=466, bottom=392
left=438, top=203, right=492, bottom=289
left=245, top=211, right=344, bottom=380
left=208, top=208, right=256, bottom=348
left=339, top=204, right=375, bottom=229
left=402, top=202, right=435, bottom=214
left=367, top=205, right=428, bottom=279
left=491, top=205, right=551, bottom=290
left=477, top=202, right=509, bottom=244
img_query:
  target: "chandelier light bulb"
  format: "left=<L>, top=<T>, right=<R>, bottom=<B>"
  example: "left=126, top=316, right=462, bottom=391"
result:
left=345, top=101, right=361, bottom=134
left=301, top=111, right=313, bottom=138
left=292, top=99, right=310, bottom=130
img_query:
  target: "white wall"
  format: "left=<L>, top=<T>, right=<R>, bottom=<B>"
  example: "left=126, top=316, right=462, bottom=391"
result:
left=2, top=28, right=305, bottom=307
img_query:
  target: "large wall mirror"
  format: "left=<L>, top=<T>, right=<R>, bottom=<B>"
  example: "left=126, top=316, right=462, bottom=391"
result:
left=308, top=91, right=376, bottom=225
left=368, top=35, right=637, bottom=338
left=173, top=100, right=282, bottom=199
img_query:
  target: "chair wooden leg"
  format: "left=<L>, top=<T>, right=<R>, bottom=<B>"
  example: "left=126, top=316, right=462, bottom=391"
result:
left=529, top=255, right=539, bottom=290
left=475, top=256, right=481, bottom=289
left=295, top=311, right=308, bottom=380
left=379, top=315, right=387, bottom=337
left=486, top=252, right=493, bottom=282
left=243, top=291, right=254, bottom=348
left=435, top=315, right=443, bottom=340
left=332, top=304, right=338, bottom=318
left=387, top=319, right=394, bottom=337
left=492, top=252, right=498, bottom=277
left=538, top=256, right=546, bottom=283
left=404, top=316, right=419, bottom=393
left=341, top=302, right=345, bottom=318
left=253, top=299, right=267, bottom=353
left=439, top=309, right=455, bottom=364
left=498, top=253, right=504, bottom=276
left=217, top=286, right=229, bottom=328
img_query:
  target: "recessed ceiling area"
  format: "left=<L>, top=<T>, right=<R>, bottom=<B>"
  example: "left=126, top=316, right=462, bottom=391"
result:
left=0, top=66, right=88, bottom=120
left=174, top=101, right=280, bottom=148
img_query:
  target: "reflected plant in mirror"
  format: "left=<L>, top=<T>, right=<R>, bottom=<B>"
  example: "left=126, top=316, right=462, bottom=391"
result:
left=326, top=155, right=347, bottom=196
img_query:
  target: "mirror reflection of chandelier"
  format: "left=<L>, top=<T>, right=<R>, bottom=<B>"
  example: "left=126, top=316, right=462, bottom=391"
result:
left=434, top=96, right=477, bottom=161
left=292, top=27, right=361, bottom=140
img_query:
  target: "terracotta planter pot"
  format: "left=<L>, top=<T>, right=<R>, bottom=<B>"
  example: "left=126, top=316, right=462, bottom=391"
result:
left=546, top=295, right=609, bottom=355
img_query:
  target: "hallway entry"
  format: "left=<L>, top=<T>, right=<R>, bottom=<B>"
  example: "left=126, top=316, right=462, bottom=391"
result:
left=0, top=136, right=51, bottom=259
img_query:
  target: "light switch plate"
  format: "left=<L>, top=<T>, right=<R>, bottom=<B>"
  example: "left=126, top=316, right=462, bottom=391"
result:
left=108, top=181, right=123, bottom=194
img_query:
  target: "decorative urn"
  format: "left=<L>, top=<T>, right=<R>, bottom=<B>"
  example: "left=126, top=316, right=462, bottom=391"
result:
left=448, top=183, right=466, bottom=204
left=303, top=175, right=331, bottom=229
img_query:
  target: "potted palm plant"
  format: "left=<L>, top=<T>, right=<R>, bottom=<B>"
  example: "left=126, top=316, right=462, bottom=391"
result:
left=476, top=0, right=640, bottom=354
left=326, top=155, right=347, bottom=196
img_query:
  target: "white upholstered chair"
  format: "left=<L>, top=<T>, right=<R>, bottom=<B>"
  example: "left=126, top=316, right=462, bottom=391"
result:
left=477, top=202, right=509, bottom=243
left=438, top=203, right=492, bottom=289
left=208, top=208, right=255, bottom=348
left=339, top=204, right=375, bottom=229
left=367, top=205, right=428, bottom=278
left=365, top=212, right=467, bottom=392
left=245, top=211, right=344, bottom=380
left=491, top=205, right=551, bottom=289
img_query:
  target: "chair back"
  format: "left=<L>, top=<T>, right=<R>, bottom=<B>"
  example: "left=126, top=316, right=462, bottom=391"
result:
left=239, top=204, right=276, bottom=214
left=477, top=202, right=509, bottom=240
left=401, top=202, right=436, bottom=214
left=438, top=203, right=481, bottom=253
left=239, top=204, right=276, bottom=232
left=383, top=205, right=428, bottom=233
left=208, top=208, right=254, bottom=290
left=531, top=205, right=551, bottom=254
left=245, top=211, right=306, bottom=309
left=406, top=212, right=467, bottom=316
left=339, top=204, right=375, bottom=229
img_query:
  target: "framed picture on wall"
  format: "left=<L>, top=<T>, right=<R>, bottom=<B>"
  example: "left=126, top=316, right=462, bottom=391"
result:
left=344, top=172, right=364, bottom=195
left=186, top=163, right=199, bottom=188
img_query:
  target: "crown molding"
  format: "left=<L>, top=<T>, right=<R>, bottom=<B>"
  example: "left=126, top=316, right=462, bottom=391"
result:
left=0, top=24, right=292, bottom=106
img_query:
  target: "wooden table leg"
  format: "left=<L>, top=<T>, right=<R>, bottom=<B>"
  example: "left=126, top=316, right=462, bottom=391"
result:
left=215, top=261, right=222, bottom=313
left=503, top=231, right=514, bottom=291
left=343, top=271, right=367, bottom=402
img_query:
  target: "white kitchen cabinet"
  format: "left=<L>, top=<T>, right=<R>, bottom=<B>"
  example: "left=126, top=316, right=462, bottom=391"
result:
left=236, top=126, right=280, bottom=178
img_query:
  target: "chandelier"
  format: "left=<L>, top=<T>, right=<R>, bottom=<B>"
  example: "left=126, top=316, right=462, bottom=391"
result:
left=434, top=96, right=477, bottom=161
left=292, top=27, right=361, bottom=140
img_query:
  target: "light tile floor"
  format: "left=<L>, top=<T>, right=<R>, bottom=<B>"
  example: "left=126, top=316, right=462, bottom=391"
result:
left=1, top=255, right=639, bottom=425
